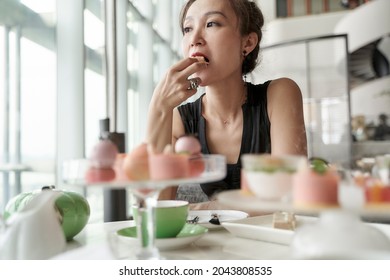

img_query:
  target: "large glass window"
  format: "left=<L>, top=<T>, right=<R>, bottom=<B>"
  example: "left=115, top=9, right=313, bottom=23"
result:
left=1, top=0, right=185, bottom=221
left=255, top=35, right=351, bottom=167
left=0, top=0, right=56, bottom=210
left=84, top=0, right=106, bottom=156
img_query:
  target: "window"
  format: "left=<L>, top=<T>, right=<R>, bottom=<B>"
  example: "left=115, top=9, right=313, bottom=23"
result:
left=1, top=0, right=185, bottom=223
left=0, top=0, right=56, bottom=210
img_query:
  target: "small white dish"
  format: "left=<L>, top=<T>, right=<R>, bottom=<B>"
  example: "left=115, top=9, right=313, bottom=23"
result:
left=188, top=210, right=249, bottom=229
left=222, top=214, right=316, bottom=245
left=116, top=224, right=208, bottom=251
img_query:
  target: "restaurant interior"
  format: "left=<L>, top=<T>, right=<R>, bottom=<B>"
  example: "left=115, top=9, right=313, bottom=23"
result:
left=0, top=0, right=390, bottom=260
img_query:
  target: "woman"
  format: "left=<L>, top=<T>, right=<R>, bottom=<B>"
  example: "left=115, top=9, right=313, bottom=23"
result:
left=146, top=0, right=307, bottom=206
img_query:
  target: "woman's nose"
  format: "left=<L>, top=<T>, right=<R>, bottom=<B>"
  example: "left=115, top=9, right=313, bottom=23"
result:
left=190, top=29, right=205, bottom=46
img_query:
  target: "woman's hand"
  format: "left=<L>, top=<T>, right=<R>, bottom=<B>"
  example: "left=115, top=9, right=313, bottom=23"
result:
left=146, top=57, right=207, bottom=152
left=151, top=57, right=207, bottom=110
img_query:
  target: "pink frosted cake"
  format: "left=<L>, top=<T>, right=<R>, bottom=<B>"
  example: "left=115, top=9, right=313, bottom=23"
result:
left=85, top=167, right=116, bottom=183
left=89, top=139, right=118, bottom=168
left=120, top=138, right=204, bottom=182
left=175, top=135, right=205, bottom=177
left=292, top=159, right=339, bottom=208
left=86, top=139, right=118, bottom=183
left=175, top=135, right=201, bottom=155
left=149, top=153, right=190, bottom=180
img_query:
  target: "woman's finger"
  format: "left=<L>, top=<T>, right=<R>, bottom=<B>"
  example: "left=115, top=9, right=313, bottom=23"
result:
left=171, top=57, right=208, bottom=79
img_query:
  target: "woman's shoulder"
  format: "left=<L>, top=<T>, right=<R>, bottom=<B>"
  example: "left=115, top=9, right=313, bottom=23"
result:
left=248, top=78, right=300, bottom=97
left=268, top=77, right=301, bottom=95
left=267, top=77, right=303, bottom=111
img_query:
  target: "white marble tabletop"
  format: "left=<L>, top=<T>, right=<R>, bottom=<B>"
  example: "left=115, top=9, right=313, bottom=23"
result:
left=57, top=219, right=294, bottom=260
left=55, top=216, right=390, bottom=260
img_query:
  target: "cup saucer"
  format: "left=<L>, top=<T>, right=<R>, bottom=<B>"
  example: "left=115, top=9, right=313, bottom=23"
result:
left=116, top=224, right=208, bottom=251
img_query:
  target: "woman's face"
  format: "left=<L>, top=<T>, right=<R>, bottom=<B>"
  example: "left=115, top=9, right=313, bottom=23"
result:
left=181, top=0, right=244, bottom=86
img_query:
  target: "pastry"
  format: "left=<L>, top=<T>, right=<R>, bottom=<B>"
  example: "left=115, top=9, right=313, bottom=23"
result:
left=85, top=167, right=116, bottom=183
left=241, top=154, right=306, bottom=200
left=272, top=211, right=296, bottom=230
left=89, top=139, right=118, bottom=169
left=292, top=158, right=339, bottom=208
left=149, top=153, right=190, bottom=180
left=175, top=134, right=201, bottom=155
left=191, top=55, right=209, bottom=64
left=123, top=142, right=150, bottom=180
left=175, top=135, right=205, bottom=177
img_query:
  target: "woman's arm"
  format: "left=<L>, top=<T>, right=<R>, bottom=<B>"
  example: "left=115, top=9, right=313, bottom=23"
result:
left=267, top=78, right=308, bottom=156
left=145, top=57, right=207, bottom=152
left=157, top=108, right=186, bottom=200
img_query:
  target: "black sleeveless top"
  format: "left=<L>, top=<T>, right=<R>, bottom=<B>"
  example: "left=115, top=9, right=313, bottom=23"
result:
left=177, top=81, right=272, bottom=198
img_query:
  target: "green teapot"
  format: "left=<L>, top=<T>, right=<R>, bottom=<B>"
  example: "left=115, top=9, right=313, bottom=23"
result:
left=3, top=186, right=90, bottom=241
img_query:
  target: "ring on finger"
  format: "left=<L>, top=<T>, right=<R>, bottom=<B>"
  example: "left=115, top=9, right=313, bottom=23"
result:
left=187, top=78, right=199, bottom=90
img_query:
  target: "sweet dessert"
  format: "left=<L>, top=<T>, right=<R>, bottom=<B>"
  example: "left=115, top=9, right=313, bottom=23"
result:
left=149, top=152, right=190, bottom=180
left=123, top=142, right=150, bottom=180
left=175, top=134, right=201, bottom=155
left=113, top=153, right=127, bottom=181
left=89, top=139, right=118, bottom=168
left=292, top=158, right=339, bottom=208
left=241, top=154, right=306, bottom=201
left=191, top=55, right=209, bottom=64
left=85, top=167, right=116, bottom=183
left=86, top=139, right=118, bottom=183
left=240, top=169, right=254, bottom=196
left=120, top=138, right=206, bottom=182
left=175, top=135, right=205, bottom=177
left=188, top=154, right=205, bottom=177
left=272, top=211, right=296, bottom=230
left=365, top=183, right=390, bottom=204
left=352, top=170, right=390, bottom=205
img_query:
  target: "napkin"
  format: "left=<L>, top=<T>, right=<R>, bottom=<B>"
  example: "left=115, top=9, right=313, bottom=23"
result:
left=0, top=190, right=66, bottom=259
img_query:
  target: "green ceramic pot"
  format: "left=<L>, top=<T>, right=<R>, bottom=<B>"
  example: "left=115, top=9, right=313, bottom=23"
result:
left=3, top=186, right=90, bottom=241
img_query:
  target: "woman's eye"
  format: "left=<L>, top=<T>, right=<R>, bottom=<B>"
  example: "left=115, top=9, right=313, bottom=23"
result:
left=206, top=22, right=219, bottom=28
left=183, top=27, right=192, bottom=33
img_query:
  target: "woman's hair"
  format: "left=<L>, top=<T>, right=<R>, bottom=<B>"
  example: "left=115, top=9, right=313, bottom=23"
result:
left=179, top=0, right=264, bottom=75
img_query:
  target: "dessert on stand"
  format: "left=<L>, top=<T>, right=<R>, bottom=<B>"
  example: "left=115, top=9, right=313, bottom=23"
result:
left=218, top=155, right=390, bottom=259
left=62, top=139, right=226, bottom=260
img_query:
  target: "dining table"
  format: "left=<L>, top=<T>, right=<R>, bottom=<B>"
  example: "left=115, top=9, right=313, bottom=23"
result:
left=54, top=214, right=390, bottom=260
left=56, top=219, right=289, bottom=260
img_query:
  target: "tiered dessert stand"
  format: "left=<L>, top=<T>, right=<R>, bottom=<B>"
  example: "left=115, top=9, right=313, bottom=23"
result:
left=62, top=154, right=226, bottom=260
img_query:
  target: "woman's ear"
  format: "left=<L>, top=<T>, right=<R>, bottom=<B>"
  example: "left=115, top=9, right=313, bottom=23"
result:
left=241, top=32, right=258, bottom=55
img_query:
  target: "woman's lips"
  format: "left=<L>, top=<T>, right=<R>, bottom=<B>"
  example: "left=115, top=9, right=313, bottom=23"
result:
left=191, top=53, right=210, bottom=63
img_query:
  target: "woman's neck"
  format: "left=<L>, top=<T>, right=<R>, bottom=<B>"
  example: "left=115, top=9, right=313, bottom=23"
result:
left=202, top=78, right=247, bottom=125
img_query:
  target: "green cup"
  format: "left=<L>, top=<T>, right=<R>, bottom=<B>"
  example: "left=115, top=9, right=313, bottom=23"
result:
left=132, top=200, right=189, bottom=238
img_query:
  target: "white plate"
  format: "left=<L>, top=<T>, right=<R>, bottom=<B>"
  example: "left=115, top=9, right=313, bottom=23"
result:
left=217, top=190, right=390, bottom=219
left=222, top=214, right=317, bottom=245
left=188, top=210, right=249, bottom=229
left=116, top=224, right=208, bottom=251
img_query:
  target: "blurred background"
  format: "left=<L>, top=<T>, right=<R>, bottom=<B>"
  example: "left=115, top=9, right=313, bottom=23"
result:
left=0, top=0, right=389, bottom=223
